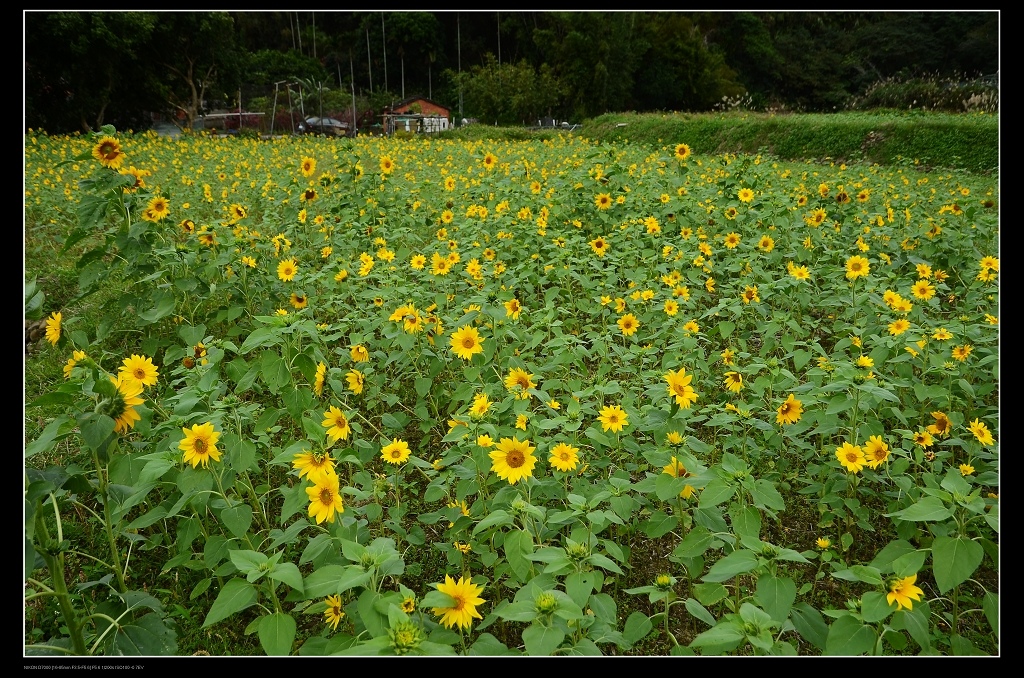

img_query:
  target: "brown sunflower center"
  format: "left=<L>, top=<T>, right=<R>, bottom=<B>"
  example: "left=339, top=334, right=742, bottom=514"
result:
left=134, top=368, right=146, bottom=380
left=846, top=451, right=858, bottom=463
left=462, top=337, right=476, bottom=349
left=319, top=488, right=334, bottom=504
left=451, top=594, right=465, bottom=611
left=390, top=450, right=402, bottom=459
left=505, top=450, right=525, bottom=468
left=194, top=438, right=207, bottom=454
left=780, top=403, right=791, bottom=414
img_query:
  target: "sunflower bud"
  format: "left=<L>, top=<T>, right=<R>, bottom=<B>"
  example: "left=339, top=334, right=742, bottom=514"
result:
left=534, top=592, right=558, bottom=616
left=183, top=357, right=196, bottom=369
left=387, top=620, right=424, bottom=655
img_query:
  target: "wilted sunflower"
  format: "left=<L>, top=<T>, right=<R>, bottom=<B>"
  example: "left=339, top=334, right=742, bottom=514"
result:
left=489, top=436, right=537, bottom=484
left=179, top=422, right=222, bottom=469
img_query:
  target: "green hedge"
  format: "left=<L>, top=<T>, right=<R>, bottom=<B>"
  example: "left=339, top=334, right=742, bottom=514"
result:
left=439, top=111, right=998, bottom=174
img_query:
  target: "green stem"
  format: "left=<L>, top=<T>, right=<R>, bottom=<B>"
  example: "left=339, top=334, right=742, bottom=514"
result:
left=91, top=448, right=128, bottom=592
left=35, top=505, right=89, bottom=656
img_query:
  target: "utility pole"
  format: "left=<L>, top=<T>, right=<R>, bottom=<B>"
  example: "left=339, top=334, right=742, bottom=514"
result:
left=350, top=51, right=358, bottom=137
left=366, top=27, right=373, bottom=93
left=458, top=13, right=463, bottom=122
left=296, top=13, right=302, bottom=55
left=381, top=12, right=388, bottom=94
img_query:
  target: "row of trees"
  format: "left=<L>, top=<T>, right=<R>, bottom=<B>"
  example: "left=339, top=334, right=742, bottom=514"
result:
left=25, top=11, right=999, bottom=134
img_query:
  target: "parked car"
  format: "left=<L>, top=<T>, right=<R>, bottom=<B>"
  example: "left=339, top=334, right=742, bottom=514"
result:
left=297, top=116, right=349, bottom=137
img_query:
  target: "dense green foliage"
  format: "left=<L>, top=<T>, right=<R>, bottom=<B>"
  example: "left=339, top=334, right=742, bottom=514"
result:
left=438, top=111, right=998, bottom=175
left=25, top=11, right=999, bottom=134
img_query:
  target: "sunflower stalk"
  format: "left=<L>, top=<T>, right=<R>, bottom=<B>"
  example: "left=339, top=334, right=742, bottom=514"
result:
left=34, top=500, right=89, bottom=656
left=91, top=447, right=128, bottom=593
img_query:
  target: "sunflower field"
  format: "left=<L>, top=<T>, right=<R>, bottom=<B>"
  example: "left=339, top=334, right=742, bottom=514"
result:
left=24, top=124, right=999, bottom=656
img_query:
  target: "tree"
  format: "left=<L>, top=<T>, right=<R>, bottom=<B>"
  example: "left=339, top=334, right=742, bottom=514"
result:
left=25, top=12, right=162, bottom=133
left=147, top=12, right=242, bottom=130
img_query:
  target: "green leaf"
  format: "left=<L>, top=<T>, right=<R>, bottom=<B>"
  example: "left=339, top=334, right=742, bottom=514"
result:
left=729, top=505, right=761, bottom=541
left=25, top=415, right=74, bottom=459
left=268, top=562, right=304, bottom=594
left=239, top=327, right=281, bottom=354
left=983, top=590, right=998, bottom=635
left=751, top=479, right=786, bottom=511
left=473, top=509, right=513, bottom=535
left=671, top=525, right=714, bottom=559
left=302, top=565, right=347, bottom=599
left=109, top=612, right=178, bottom=656
left=789, top=603, right=828, bottom=651
left=824, top=614, right=876, bottom=656
left=886, top=497, right=953, bottom=522
left=702, top=549, right=758, bottom=582
left=900, top=600, right=931, bottom=650
left=754, top=575, right=796, bottom=624
left=698, top=478, right=735, bottom=507
left=684, top=598, right=717, bottom=627
left=622, top=611, right=653, bottom=646
left=689, top=621, right=745, bottom=648
left=860, top=591, right=895, bottom=623
left=258, top=613, right=296, bottom=656
left=80, top=413, right=116, bottom=454
left=931, top=536, right=984, bottom=594
left=203, top=578, right=258, bottom=627
left=522, top=624, right=565, bottom=656
left=220, top=504, right=253, bottom=539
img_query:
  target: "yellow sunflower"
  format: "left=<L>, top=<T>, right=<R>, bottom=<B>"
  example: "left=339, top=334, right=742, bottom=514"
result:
left=292, top=449, right=336, bottom=484
left=322, top=406, right=351, bottom=443
left=598, top=404, right=628, bottom=433
left=109, top=374, right=144, bottom=434
left=449, top=325, right=484, bottom=361
left=488, top=436, right=537, bottom=484
left=431, top=575, right=485, bottom=630
left=776, top=394, right=803, bottom=425
left=92, top=136, right=126, bottom=169
left=381, top=438, right=411, bottom=465
left=548, top=442, right=580, bottom=472
left=306, top=471, right=344, bottom=524
left=44, top=311, right=62, bottom=345
left=277, top=258, right=298, bottom=282
left=119, top=354, right=159, bottom=388
left=835, top=441, right=865, bottom=473
left=179, top=422, right=222, bottom=469
left=665, top=368, right=698, bottom=408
